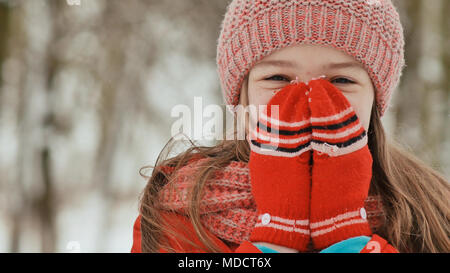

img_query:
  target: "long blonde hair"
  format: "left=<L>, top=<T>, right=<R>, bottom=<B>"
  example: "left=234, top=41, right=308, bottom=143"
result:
left=138, top=77, right=450, bottom=253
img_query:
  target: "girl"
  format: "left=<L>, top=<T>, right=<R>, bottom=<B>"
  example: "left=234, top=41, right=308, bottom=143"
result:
left=132, top=0, right=449, bottom=253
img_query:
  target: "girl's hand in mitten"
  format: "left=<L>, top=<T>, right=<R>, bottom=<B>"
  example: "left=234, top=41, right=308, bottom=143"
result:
left=307, top=79, right=373, bottom=250
left=248, top=81, right=312, bottom=252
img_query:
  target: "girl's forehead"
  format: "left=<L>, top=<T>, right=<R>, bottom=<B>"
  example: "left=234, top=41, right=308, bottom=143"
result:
left=254, top=44, right=364, bottom=72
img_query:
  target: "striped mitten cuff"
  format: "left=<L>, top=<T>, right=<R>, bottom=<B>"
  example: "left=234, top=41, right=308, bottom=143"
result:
left=248, top=82, right=312, bottom=251
left=307, top=79, right=373, bottom=250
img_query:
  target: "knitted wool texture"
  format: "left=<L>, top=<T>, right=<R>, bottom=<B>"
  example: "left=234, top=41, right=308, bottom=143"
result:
left=307, top=79, right=373, bottom=249
left=216, top=0, right=405, bottom=116
left=248, top=81, right=312, bottom=251
left=157, top=157, right=386, bottom=250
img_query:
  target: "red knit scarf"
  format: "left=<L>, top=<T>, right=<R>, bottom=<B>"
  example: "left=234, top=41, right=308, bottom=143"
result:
left=157, top=157, right=386, bottom=248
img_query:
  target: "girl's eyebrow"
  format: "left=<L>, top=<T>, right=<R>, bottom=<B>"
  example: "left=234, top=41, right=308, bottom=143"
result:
left=253, top=60, right=364, bottom=70
left=253, top=60, right=298, bottom=69
left=327, top=61, right=364, bottom=70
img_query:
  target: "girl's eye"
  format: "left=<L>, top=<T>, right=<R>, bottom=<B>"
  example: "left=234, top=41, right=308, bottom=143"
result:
left=331, top=77, right=355, bottom=84
left=265, top=75, right=290, bottom=82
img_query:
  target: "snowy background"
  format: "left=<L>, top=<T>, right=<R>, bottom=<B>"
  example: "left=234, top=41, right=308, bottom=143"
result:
left=0, top=0, right=448, bottom=252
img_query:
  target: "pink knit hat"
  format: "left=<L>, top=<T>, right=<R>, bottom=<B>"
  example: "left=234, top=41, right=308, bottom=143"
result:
left=216, top=0, right=406, bottom=116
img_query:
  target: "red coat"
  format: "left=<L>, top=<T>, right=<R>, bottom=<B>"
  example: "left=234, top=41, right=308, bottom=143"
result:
left=131, top=213, right=398, bottom=253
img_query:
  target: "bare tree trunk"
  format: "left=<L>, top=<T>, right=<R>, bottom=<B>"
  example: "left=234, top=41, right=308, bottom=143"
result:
left=92, top=1, right=134, bottom=251
left=0, top=3, right=9, bottom=89
left=418, top=0, right=445, bottom=170
left=394, top=0, right=423, bottom=144
left=8, top=2, right=29, bottom=253
left=38, top=147, right=56, bottom=252
left=12, top=0, right=56, bottom=252
left=441, top=0, right=450, bottom=176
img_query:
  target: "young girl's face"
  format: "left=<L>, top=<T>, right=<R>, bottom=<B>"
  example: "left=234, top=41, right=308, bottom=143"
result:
left=247, top=44, right=375, bottom=131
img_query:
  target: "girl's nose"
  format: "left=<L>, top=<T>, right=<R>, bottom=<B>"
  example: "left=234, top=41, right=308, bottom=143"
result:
left=290, top=76, right=301, bottom=85
left=306, top=75, right=328, bottom=85
left=291, top=75, right=328, bottom=86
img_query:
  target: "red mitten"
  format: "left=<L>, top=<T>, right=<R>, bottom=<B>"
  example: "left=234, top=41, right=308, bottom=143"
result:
left=248, top=81, right=312, bottom=251
left=307, top=79, right=373, bottom=250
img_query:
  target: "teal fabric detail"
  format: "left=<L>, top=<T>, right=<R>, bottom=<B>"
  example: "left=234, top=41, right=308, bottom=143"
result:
left=320, top=236, right=371, bottom=253
left=253, top=244, right=280, bottom=253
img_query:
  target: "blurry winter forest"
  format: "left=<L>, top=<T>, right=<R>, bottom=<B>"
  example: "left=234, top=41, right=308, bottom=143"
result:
left=0, top=0, right=448, bottom=252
